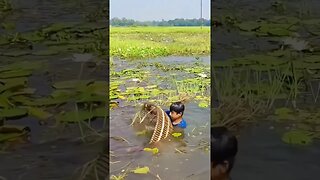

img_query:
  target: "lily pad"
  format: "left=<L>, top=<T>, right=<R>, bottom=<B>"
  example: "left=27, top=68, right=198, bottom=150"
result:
left=41, top=23, right=78, bottom=34
left=11, top=88, right=36, bottom=96
left=0, top=61, right=43, bottom=72
left=302, top=19, right=320, bottom=25
left=87, top=81, right=108, bottom=95
left=50, top=90, right=75, bottom=99
left=0, top=77, right=28, bottom=84
left=172, top=132, right=182, bottom=137
left=0, top=132, right=26, bottom=143
left=136, top=130, right=147, bottom=136
left=110, top=94, right=119, bottom=100
left=53, top=80, right=93, bottom=89
left=0, top=80, right=26, bottom=93
left=76, top=94, right=106, bottom=103
left=1, top=22, right=16, bottom=31
left=21, top=32, right=45, bottom=41
left=27, top=107, right=52, bottom=120
left=275, top=107, right=296, bottom=120
left=150, top=89, right=161, bottom=96
left=268, top=28, right=291, bottom=36
left=11, top=96, right=34, bottom=106
left=258, top=23, right=292, bottom=36
left=168, top=96, right=180, bottom=102
left=145, top=85, right=157, bottom=89
left=0, top=69, right=32, bottom=79
left=143, top=147, right=159, bottom=155
left=2, top=51, right=31, bottom=57
left=304, top=63, right=320, bottom=70
left=32, top=50, right=59, bottom=56
left=30, top=97, right=69, bottom=106
left=56, top=110, right=93, bottom=123
left=0, top=125, right=30, bottom=134
left=50, top=43, right=86, bottom=51
left=270, top=16, right=300, bottom=24
left=282, top=130, right=313, bottom=145
left=305, top=24, right=320, bottom=36
left=237, top=21, right=261, bottom=31
left=131, top=166, right=150, bottom=174
left=0, top=108, right=27, bottom=118
left=303, top=55, right=320, bottom=63
left=0, top=96, right=12, bottom=108
left=0, top=37, right=9, bottom=45
left=274, top=107, right=291, bottom=114
left=92, top=107, right=107, bottom=118
left=267, top=50, right=291, bottom=57
left=198, top=101, right=209, bottom=108
left=138, top=95, right=151, bottom=100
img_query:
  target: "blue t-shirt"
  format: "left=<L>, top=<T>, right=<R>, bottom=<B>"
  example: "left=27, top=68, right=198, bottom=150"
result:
left=165, top=110, right=187, bottom=129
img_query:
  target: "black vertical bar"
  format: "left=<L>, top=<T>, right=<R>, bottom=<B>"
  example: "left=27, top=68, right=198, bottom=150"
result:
left=106, top=0, right=110, bottom=178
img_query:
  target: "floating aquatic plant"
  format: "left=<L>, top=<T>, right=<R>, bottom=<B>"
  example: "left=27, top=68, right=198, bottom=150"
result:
left=172, top=132, right=182, bottom=138
left=143, top=147, right=159, bottom=155
left=282, top=130, right=313, bottom=145
left=0, top=0, right=11, bottom=10
left=0, top=125, right=30, bottom=143
left=131, top=166, right=150, bottom=174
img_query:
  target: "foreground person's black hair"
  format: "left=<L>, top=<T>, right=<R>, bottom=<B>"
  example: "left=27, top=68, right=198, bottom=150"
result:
left=211, top=126, right=238, bottom=180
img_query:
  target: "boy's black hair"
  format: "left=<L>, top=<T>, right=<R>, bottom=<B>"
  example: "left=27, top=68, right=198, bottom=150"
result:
left=211, top=126, right=238, bottom=173
left=170, top=102, right=185, bottom=115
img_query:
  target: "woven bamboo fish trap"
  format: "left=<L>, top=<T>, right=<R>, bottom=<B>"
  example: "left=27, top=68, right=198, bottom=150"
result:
left=130, top=102, right=173, bottom=144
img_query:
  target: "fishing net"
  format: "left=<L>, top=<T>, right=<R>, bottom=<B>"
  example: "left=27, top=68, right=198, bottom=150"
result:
left=130, top=102, right=173, bottom=144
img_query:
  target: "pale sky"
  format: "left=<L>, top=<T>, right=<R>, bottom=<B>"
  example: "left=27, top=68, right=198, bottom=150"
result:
left=110, top=0, right=210, bottom=21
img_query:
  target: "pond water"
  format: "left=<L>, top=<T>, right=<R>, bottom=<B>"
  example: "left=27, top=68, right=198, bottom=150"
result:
left=110, top=55, right=210, bottom=179
left=112, top=56, right=210, bottom=71
left=2, top=0, right=105, bottom=33
left=0, top=137, right=105, bottom=180
left=232, top=121, right=320, bottom=180
left=212, top=28, right=279, bottom=61
left=149, top=56, right=210, bottom=64
left=110, top=103, right=210, bottom=180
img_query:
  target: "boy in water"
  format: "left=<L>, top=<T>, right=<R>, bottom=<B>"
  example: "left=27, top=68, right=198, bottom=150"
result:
left=211, top=126, right=238, bottom=180
left=165, top=102, right=187, bottom=129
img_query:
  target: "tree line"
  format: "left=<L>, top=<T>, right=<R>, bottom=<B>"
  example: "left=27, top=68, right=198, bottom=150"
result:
left=110, top=17, right=210, bottom=26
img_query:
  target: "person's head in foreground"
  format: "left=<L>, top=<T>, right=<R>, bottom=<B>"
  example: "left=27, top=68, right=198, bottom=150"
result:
left=211, top=126, right=238, bottom=180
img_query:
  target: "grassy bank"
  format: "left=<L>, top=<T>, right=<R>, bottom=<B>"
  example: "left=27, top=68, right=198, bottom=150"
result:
left=110, top=26, right=210, bottom=59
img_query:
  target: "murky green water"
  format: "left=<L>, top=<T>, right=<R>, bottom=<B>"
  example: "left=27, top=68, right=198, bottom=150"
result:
left=232, top=121, right=320, bottom=180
